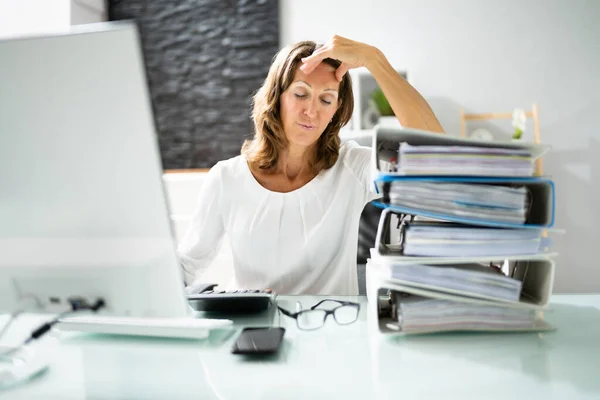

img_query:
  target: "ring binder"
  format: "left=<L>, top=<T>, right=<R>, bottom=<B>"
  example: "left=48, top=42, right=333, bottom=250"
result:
left=374, top=209, right=554, bottom=260
left=373, top=176, right=556, bottom=229
left=367, top=126, right=561, bottom=335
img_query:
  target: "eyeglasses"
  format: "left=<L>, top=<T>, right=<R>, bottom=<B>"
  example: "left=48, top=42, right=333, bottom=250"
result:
left=277, top=299, right=360, bottom=330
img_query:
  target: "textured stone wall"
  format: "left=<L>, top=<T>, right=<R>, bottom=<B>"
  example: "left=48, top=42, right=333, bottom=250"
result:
left=108, top=0, right=279, bottom=169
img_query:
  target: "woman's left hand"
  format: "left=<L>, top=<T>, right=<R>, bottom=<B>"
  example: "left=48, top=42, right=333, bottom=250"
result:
left=300, top=35, right=378, bottom=82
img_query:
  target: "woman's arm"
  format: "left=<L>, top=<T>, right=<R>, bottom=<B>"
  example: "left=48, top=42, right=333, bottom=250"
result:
left=364, top=49, right=443, bottom=132
left=300, top=35, right=444, bottom=133
left=176, top=165, right=226, bottom=285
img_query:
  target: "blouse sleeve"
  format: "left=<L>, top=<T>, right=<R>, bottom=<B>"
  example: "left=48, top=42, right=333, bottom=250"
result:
left=341, top=140, right=379, bottom=203
left=176, top=162, right=226, bottom=285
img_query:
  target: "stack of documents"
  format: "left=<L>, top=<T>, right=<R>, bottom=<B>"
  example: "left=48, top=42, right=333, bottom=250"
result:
left=389, top=181, right=528, bottom=224
left=396, top=143, right=535, bottom=176
left=395, top=296, right=538, bottom=334
left=381, top=262, right=523, bottom=302
left=400, top=222, right=543, bottom=257
left=368, top=127, right=558, bottom=335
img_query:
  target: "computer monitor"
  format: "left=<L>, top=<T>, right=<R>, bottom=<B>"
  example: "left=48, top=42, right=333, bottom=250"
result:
left=0, top=21, right=190, bottom=317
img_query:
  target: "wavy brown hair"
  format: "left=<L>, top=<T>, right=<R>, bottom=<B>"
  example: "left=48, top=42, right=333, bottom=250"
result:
left=241, top=41, right=354, bottom=174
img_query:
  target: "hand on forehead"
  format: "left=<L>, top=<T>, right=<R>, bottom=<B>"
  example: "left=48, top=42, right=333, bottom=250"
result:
left=300, top=35, right=371, bottom=82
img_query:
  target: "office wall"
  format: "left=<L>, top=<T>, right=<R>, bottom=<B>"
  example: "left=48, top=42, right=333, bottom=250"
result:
left=280, top=0, right=600, bottom=293
left=0, top=0, right=70, bottom=37
left=71, top=0, right=107, bottom=25
left=109, top=0, right=279, bottom=169
left=0, top=0, right=106, bottom=36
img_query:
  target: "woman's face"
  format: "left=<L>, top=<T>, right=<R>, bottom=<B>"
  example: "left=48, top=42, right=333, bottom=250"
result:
left=279, top=63, right=340, bottom=149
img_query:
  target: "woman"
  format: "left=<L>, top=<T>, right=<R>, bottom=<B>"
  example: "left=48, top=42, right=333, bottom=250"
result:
left=178, top=35, right=443, bottom=295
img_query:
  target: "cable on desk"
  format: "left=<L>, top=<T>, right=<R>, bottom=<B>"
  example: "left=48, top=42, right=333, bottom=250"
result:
left=0, top=293, right=44, bottom=342
left=0, top=298, right=105, bottom=358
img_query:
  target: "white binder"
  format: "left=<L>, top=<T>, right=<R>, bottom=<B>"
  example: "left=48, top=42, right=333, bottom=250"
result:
left=369, top=258, right=555, bottom=309
left=372, top=208, right=559, bottom=261
left=370, top=126, right=551, bottom=178
left=367, top=259, right=556, bottom=335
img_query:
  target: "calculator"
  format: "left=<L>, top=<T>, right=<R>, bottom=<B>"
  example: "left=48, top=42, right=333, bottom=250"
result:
left=187, top=285, right=276, bottom=314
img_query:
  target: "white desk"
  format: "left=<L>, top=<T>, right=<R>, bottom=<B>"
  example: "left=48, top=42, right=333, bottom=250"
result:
left=1, top=294, right=600, bottom=399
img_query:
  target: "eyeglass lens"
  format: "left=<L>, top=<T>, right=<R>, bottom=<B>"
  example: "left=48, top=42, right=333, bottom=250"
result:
left=297, top=309, right=327, bottom=330
left=333, top=305, right=359, bottom=324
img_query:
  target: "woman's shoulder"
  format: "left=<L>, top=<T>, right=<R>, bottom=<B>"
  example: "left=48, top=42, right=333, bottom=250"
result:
left=339, top=139, right=371, bottom=155
left=337, top=140, right=372, bottom=172
left=208, top=154, right=247, bottom=178
left=199, top=155, right=249, bottom=194
left=197, top=155, right=249, bottom=201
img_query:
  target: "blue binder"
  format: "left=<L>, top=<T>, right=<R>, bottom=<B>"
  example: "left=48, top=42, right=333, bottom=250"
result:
left=372, top=175, right=555, bottom=229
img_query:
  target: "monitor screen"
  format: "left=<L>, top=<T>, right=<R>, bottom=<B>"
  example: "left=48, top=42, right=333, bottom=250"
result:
left=0, top=22, right=188, bottom=317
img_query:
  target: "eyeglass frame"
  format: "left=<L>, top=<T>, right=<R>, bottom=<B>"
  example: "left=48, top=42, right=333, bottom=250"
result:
left=277, top=299, right=361, bottom=330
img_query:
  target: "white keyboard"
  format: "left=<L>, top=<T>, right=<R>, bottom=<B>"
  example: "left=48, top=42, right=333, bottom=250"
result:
left=56, top=316, right=233, bottom=339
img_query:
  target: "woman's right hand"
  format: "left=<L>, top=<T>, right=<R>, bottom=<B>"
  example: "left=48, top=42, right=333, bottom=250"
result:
left=300, top=35, right=380, bottom=82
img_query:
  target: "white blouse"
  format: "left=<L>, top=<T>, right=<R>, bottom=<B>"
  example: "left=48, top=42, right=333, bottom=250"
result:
left=177, top=140, right=377, bottom=295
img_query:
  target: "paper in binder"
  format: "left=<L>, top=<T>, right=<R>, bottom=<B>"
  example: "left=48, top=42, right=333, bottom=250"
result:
left=368, top=257, right=556, bottom=334
left=371, top=257, right=555, bottom=309
left=402, top=226, right=544, bottom=258
left=392, top=295, right=549, bottom=334
left=372, top=176, right=555, bottom=229
left=371, top=126, right=550, bottom=178
left=387, top=180, right=529, bottom=224
left=380, top=262, right=523, bottom=302
left=396, top=143, right=535, bottom=177
left=373, top=209, right=553, bottom=261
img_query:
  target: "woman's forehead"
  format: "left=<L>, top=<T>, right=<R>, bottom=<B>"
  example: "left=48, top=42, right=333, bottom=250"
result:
left=291, top=63, right=339, bottom=90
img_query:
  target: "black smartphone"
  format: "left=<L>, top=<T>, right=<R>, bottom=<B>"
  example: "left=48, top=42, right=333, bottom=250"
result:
left=231, top=327, right=285, bottom=355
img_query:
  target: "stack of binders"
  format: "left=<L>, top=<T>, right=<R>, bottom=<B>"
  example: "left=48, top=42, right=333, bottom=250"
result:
left=366, top=127, right=559, bottom=335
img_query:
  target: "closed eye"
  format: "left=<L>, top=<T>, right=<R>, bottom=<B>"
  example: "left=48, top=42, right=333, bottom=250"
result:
left=294, top=93, right=307, bottom=99
left=321, top=99, right=332, bottom=105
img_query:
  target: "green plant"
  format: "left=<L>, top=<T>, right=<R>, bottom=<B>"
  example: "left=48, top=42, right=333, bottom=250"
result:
left=370, top=88, right=394, bottom=116
left=513, top=127, right=523, bottom=139
left=512, top=108, right=526, bottom=139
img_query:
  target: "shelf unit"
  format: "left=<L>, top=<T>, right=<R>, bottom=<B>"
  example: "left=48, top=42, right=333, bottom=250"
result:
left=344, top=67, right=408, bottom=141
